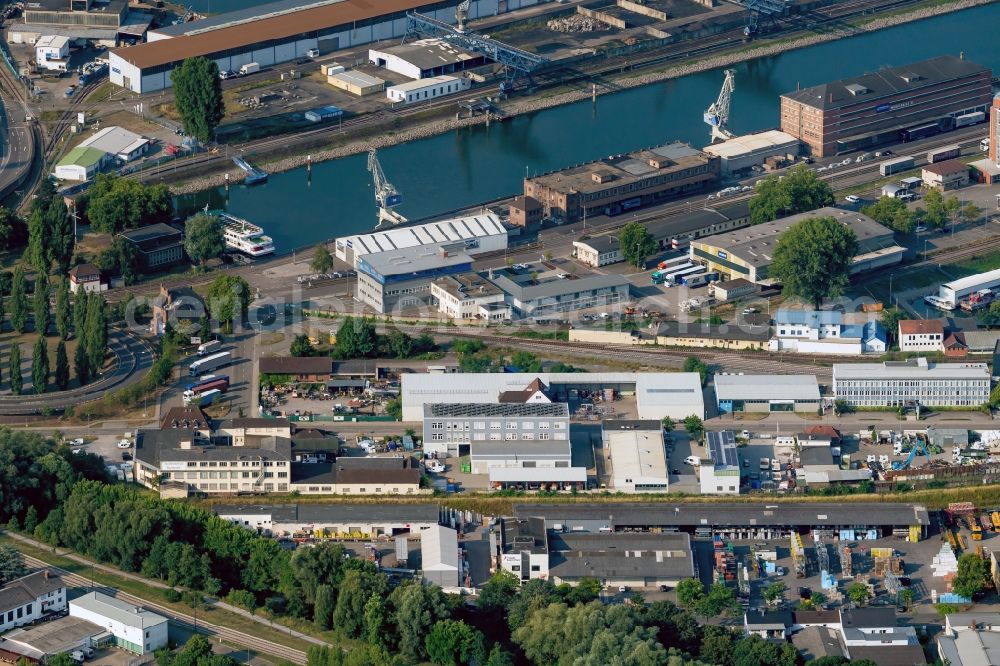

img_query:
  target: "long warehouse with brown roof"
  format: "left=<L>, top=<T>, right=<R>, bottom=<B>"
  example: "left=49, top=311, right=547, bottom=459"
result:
left=110, top=0, right=540, bottom=93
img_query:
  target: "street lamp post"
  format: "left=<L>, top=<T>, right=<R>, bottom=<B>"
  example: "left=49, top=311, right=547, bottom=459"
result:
left=889, top=273, right=894, bottom=307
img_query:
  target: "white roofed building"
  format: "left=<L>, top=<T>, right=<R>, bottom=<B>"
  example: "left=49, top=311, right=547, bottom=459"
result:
left=69, top=592, right=167, bottom=654
left=703, top=130, right=800, bottom=175
left=80, top=126, right=149, bottom=163
left=402, top=372, right=704, bottom=421
left=421, top=524, right=461, bottom=588
left=335, top=213, right=507, bottom=266
left=604, top=421, right=668, bottom=493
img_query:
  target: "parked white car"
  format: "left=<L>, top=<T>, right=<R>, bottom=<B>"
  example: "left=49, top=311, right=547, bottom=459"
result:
left=69, top=438, right=85, bottom=446
left=425, top=460, right=446, bottom=473
left=117, top=439, right=131, bottom=449
left=845, top=194, right=861, bottom=204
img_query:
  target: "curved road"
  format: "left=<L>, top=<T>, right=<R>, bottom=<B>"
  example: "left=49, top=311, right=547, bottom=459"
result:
left=0, top=328, right=155, bottom=414
left=0, top=89, right=36, bottom=200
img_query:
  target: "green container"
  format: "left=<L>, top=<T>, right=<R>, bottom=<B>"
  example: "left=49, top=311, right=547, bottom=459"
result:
left=461, top=464, right=471, bottom=474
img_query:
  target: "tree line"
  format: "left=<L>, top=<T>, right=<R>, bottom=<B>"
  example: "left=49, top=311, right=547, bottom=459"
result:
left=1, top=430, right=899, bottom=665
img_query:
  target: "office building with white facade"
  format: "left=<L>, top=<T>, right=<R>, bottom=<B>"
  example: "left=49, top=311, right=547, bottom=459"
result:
left=499, top=517, right=550, bottom=582
left=833, top=358, right=991, bottom=407
left=771, top=309, right=886, bottom=354
left=69, top=592, right=168, bottom=654
left=0, top=571, right=66, bottom=633
left=423, top=401, right=569, bottom=457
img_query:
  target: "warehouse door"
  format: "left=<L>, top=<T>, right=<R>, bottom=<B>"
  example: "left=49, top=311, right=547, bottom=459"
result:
left=318, top=36, right=339, bottom=52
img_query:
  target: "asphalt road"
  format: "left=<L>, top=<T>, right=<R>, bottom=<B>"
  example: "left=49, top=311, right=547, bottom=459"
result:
left=0, top=329, right=155, bottom=415
left=0, top=92, right=35, bottom=200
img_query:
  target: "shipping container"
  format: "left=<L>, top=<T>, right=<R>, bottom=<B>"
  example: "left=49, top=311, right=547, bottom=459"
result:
left=899, top=123, right=940, bottom=142
left=955, top=111, right=985, bottom=128
left=926, top=144, right=961, bottom=164
left=879, top=156, right=916, bottom=176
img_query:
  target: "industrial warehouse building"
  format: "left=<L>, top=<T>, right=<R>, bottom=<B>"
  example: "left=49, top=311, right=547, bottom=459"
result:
left=487, top=270, right=631, bottom=319
left=714, top=374, right=822, bottom=414
left=326, top=68, right=385, bottom=96
left=421, top=525, right=461, bottom=588
left=369, top=38, right=487, bottom=79
left=833, top=358, right=991, bottom=407
left=386, top=74, right=470, bottom=104
left=335, top=212, right=507, bottom=266
left=513, top=502, right=930, bottom=541
left=780, top=55, right=992, bottom=156
left=703, top=130, right=800, bottom=175
left=524, top=142, right=720, bottom=223
left=213, top=503, right=442, bottom=537
left=603, top=420, right=669, bottom=493
left=69, top=592, right=168, bottom=655
left=573, top=200, right=751, bottom=267
left=401, top=372, right=705, bottom=421
left=110, top=0, right=540, bottom=93
left=497, top=518, right=695, bottom=588
left=690, top=207, right=904, bottom=284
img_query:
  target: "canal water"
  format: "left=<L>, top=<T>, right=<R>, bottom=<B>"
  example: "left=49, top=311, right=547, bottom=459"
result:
left=175, top=3, right=1000, bottom=253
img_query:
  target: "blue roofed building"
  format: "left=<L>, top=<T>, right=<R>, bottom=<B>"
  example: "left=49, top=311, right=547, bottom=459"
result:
left=771, top=309, right=886, bottom=354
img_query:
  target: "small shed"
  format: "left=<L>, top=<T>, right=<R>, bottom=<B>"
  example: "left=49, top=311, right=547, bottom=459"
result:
left=54, top=146, right=106, bottom=181
left=305, top=105, right=343, bottom=123
left=881, top=184, right=903, bottom=198
left=327, top=70, right=384, bottom=96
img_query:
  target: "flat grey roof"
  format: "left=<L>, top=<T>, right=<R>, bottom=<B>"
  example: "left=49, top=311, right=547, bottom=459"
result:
left=425, top=402, right=568, bottom=418
left=513, top=502, right=931, bottom=527
left=372, top=38, right=477, bottom=71
left=488, top=271, right=630, bottom=303
left=71, top=592, right=167, bottom=630
left=470, top=440, right=571, bottom=458
left=658, top=321, right=770, bottom=341
left=782, top=55, right=988, bottom=111
left=548, top=532, right=694, bottom=580
left=695, top=207, right=895, bottom=269
left=714, top=374, right=821, bottom=401
left=2, top=616, right=103, bottom=657
left=502, top=517, right=548, bottom=554
left=212, top=503, right=441, bottom=524
left=135, top=430, right=291, bottom=465
left=833, top=359, right=990, bottom=380
left=359, top=244, right=472, bottom=277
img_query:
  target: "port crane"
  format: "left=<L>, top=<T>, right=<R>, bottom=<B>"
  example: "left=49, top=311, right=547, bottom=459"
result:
left=367, top=149, right=407, bottom=229
left=455, top=0, right=471, bottom=32
left=704, top=69, right=736, bottom=144
left=731, top=0, right=786, bottom=37
left=403, top=1, right=546, bottom=90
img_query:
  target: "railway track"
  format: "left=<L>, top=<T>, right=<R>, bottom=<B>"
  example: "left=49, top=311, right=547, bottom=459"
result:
left=17, top=553, right=309, bottom=664
left=125, top=0, right=947, bottom=185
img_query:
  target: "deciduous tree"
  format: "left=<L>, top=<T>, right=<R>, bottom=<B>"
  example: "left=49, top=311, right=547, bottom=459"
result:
left=618, top=221, right=656, bottom=268
left=313, top=584, right=334, bottom=630
left=83, top=174, right=172, bottom=234
left=953, top=553, right=990, bottom=599
left=390, top=582, right=450, bottom=661
left=310, top=244, right=333, bottom=274
left=289, top=334, right=313, bottom=357
left=769, top=216, right=858, bottom=309
left=206, top=275, right=252, bottom=332
left=171, top=57, right=225, bottom=143
left=0, top=544, right=26, bottom=585
left=861, top=196, right=914, bottom=233
left=749, top=164, right=834, bottom=225
left=334, top=317, right=377, bottom=359
left=184, top=214, right=225, bottom=267
left=425, top=620, right=485, bottom=666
